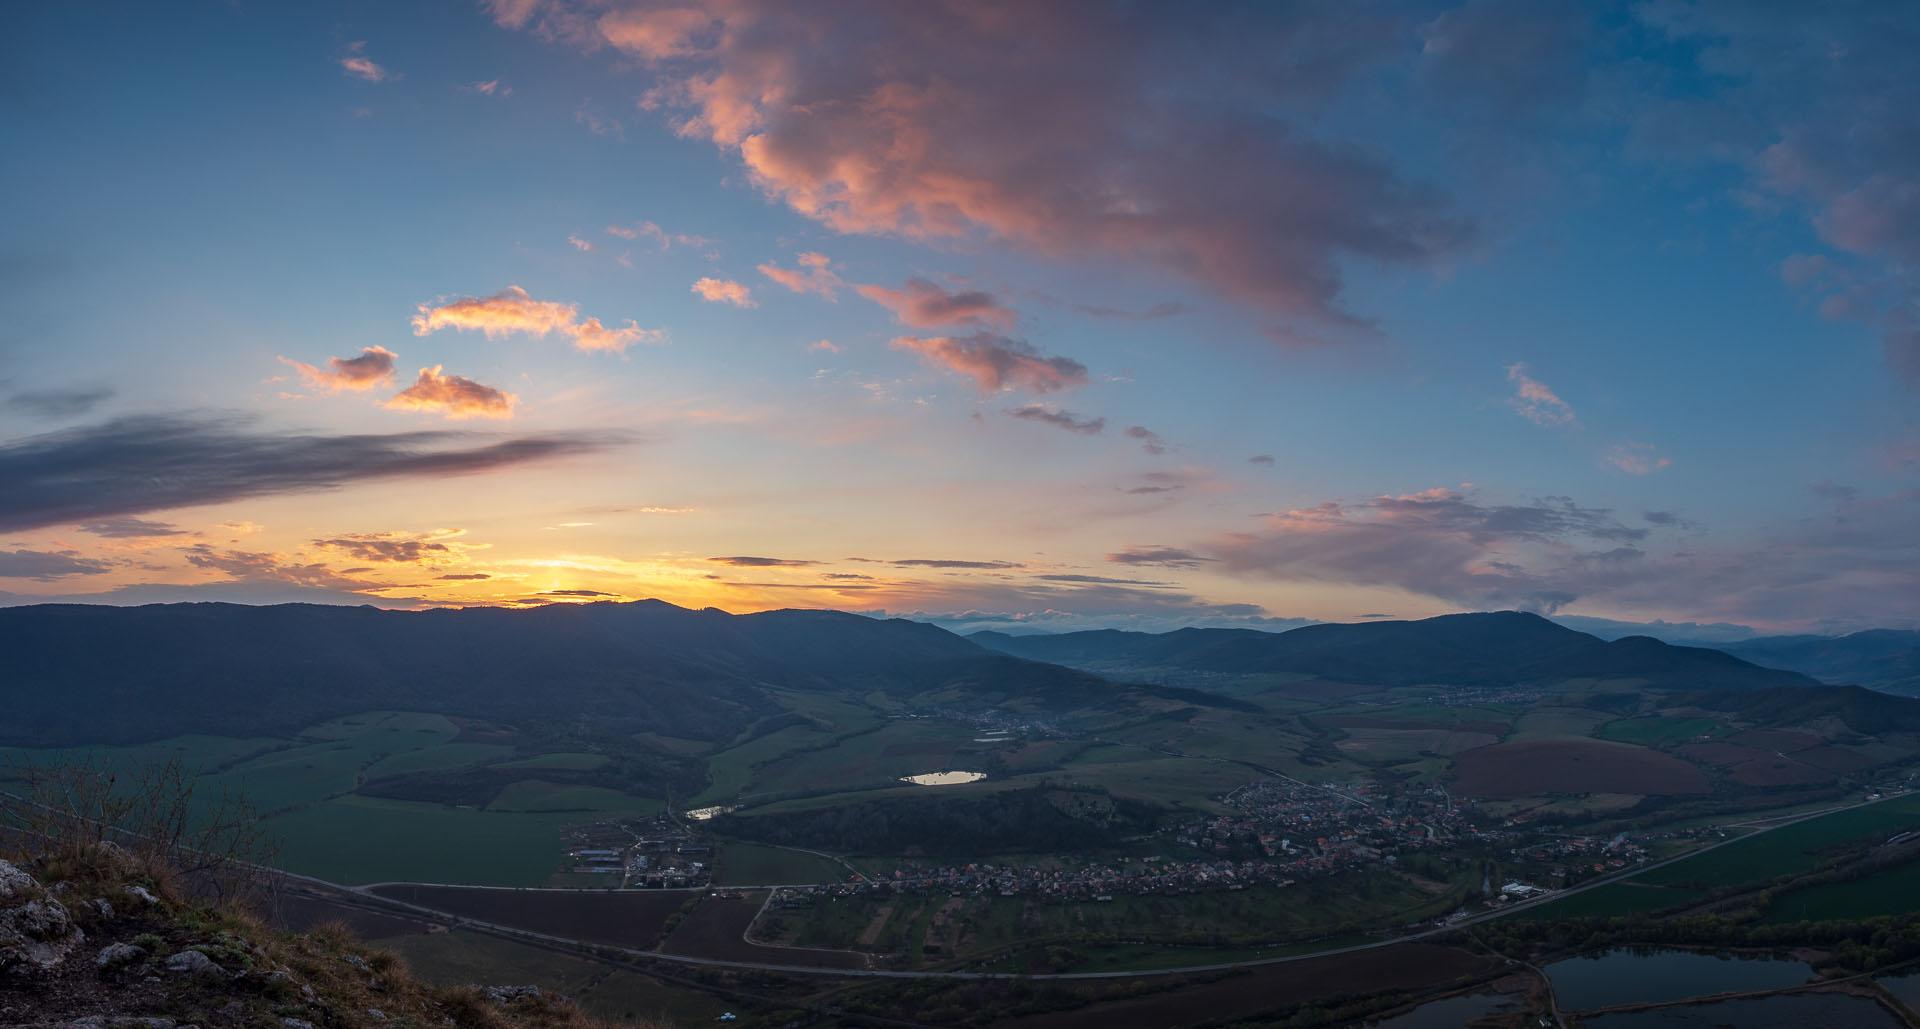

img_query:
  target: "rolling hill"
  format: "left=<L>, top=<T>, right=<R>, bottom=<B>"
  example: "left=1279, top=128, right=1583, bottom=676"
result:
left=970, top=611, right=1819, bottom=691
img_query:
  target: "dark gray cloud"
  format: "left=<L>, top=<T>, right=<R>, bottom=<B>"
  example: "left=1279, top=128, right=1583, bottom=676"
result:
left=8, top=387, right=113, bottom=418
left=1206, top=488, right=1654, bottom=613
left=0, top=548, right=114, bottom=581
left=1106, top=546, right=1212, bottom=569
left=0, top=414, right=621, bottom=533
left=707, top=556, right=821, bottom=567
left=437, top=573, right=491, bottom=580
left=313, top=532, right=456, bottom=563
left=891, top=559, right=1023, bottom=569
left=79, top=516, right=185, bottom=538
left=1004, top=405, right=1105, bottom=435
left=1249, top=454, right=1276, bottom=466
left=539, top=589, right=620, bottom=598
left=1039, top=573, right=1172, bottom=588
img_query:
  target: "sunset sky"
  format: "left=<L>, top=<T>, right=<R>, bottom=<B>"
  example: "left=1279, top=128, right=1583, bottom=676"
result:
left=3, top=1, right=1916, bottom=634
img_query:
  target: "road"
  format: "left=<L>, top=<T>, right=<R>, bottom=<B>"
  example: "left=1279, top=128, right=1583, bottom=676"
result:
left=285, top=790, right=1905, bottom=982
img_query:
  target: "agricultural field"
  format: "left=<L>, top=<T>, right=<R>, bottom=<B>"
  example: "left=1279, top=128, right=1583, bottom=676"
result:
left=1637, top=794, right=1920, bottom=889
left=371, top=927, right=735, bottom=1026
left=661, top=891, right=869, bottom=969
left=1762, top=855, right=1920, bottom=924
left=369, top=883, right=694, bottom=947
left=1449, top=739, right=1711, bottom=799
left=712, top=843, right=850, bottom=886
left=1600, top=716, right=1722, bottom=746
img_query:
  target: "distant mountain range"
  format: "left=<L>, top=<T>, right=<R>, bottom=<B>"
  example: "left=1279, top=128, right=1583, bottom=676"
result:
left=969, top=610, right=1818, bottom=692
left=0, top=600, right=1130, bottom=747
left=1723, top=630, right=1920, bottom=697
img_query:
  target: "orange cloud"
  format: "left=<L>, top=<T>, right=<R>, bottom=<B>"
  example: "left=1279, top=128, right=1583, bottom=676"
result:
left=890, top=332, right=1087, bottom=394
left=520, top=5, right=1472, bottom=325
left=757, top=252, right=841, bottom=298
left=279, top=346, right=397, bottom=392
left=808, top=339, right=841, bottom=354
left=386, top=366, right=517, bottom=419
left=854, top=277, right=1016, bottom=330
left=413, top=286, right=664, bottom=352
left=691, top=277, right=756, bottom=307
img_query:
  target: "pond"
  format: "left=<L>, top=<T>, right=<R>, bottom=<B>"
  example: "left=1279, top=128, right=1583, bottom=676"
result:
left=1545, top=947, right=1814, bottom=1010
left=684, top=805, right=738, bottom=820
left=900, top=770, right=987, bottom=786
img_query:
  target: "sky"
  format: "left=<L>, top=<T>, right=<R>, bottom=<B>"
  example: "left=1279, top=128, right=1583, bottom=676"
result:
left=2, top=0, right=1917, bottom=635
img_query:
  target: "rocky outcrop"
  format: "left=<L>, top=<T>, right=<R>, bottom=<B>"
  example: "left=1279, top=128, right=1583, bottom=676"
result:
left=0, top=863, right=83, bottom=972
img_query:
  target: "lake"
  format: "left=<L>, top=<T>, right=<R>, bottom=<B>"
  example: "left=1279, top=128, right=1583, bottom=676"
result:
left=1545, top=947, right=1813, bottom=1010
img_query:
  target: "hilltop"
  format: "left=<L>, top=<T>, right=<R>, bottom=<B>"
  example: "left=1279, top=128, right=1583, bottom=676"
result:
left=0, top=842, right=640, bottom=1029
left=970, top=610, right=1818, bottom=692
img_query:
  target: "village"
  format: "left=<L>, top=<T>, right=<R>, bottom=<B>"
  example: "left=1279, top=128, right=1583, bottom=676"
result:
left=763, top=774, right=1667, bottom=910
left=561, top=814, right=716, bottom=889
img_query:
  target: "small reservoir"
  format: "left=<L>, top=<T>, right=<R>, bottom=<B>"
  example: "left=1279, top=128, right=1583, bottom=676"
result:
left=900, top=770, right=987, bottom=786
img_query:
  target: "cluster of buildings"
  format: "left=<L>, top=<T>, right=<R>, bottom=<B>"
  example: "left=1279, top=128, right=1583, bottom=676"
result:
left=562, top=815, right=714, bottom=888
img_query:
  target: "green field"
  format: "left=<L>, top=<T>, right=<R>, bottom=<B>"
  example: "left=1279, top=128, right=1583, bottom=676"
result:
left=495, top=752, right=610, bottom=771
left=1637, top=795, right=1920, bottom=890
left=1600, top=716, right=1721, bottom=746
left=486, top=780, right=660, bottom=814
left=1762, top=856, right=1920, bottom=924
left=266, top=794, right=656, bottom=885
left=1504, top=881, right=1708, bottom=921
left=713, top=842, right=850, bottom=886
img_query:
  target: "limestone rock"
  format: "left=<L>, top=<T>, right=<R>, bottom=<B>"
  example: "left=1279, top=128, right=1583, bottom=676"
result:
left=95, top=941, right=146, bottom=970
left=164, top=949, right=223, bottom=975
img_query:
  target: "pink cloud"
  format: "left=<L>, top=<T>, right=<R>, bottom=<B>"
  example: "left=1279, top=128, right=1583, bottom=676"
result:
left=339, top=42, right=389, bottom=83
left=758, top=252, right=842, bottom=298
left=854, top=277, right=1016, bottom=330
left=1603, top=442, right=1673, bottom=475
left=808, top=339, right=841, bottom=354
left=469, top=79, right=512, bottom=97
left=606, top=220, right=713, bottom=252
left=889, top=332, right=1087, bottom=394
left=568, top=234, right=595, bottom=253
left=1505, top=363, right=1578, bottom=428
left=502, top=4, right=1469, bottom=326
left=691, top=277, right=756, bottom=307
left=413, top=286, right=664, bottom=352
left=386, top=366, right=517, bottom=419
left=278, top=346, right=397, bottom=392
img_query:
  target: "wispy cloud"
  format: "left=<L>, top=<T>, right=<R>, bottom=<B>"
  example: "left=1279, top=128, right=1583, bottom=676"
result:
left=7, top=387, right=113, bottom=418
left=1505, top=363, right=1578, bottom=428
left=1604, top=442, right=1672, bottom=475
left=708, top=556, right=819, bottom=567
left=890, top=332, right=1087, bottom=394
left=279, top=346, right=397, bottom=392
left=691, top=277, right=756, bottom=307
left=0, top=413, right=621, bottom=533
left=413, top=286, right=664, bottom=352
left=1126, top=425, right=1168, bottom=455
left=567, top=233, right=595, bottom=252
left=468, top=79, right=512, bottom=97
left=854, top=277, right=1016, bottom=330
left=386, top=366, right=517, bottom=420
left=80, top=516, right=185, bottom=539
left=0, top=549, right=115, bottom=581
left=1106, top=545, right=1212, bottom=569
left=339, top=42, right=390, bottom=83
left=758, top=252, right=842, bottom=298
left=1005, top=405, right=1104, bottom=434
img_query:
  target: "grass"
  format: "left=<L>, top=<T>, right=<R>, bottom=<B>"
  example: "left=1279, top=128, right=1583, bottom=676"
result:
left=712, top=843, right=849, bottom=886
left=265, top=794, right=657, bottom=886
left=1503, top=881, right=1707, bottom=920
left=689, top=723, right=834, bottom=807
left=1762, top=855, right=1920, bottom=924
left=496, top=753, right=611, bottom=771
left=1601, top=716, right=1722, bottom=747
left=378, top=927, right=730, bottom=1025
left=364, top=742, right=516, bottom=780
left=1637, top=794, right=1920, bottom=890
left=486, top=781, right=661, bottom=814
